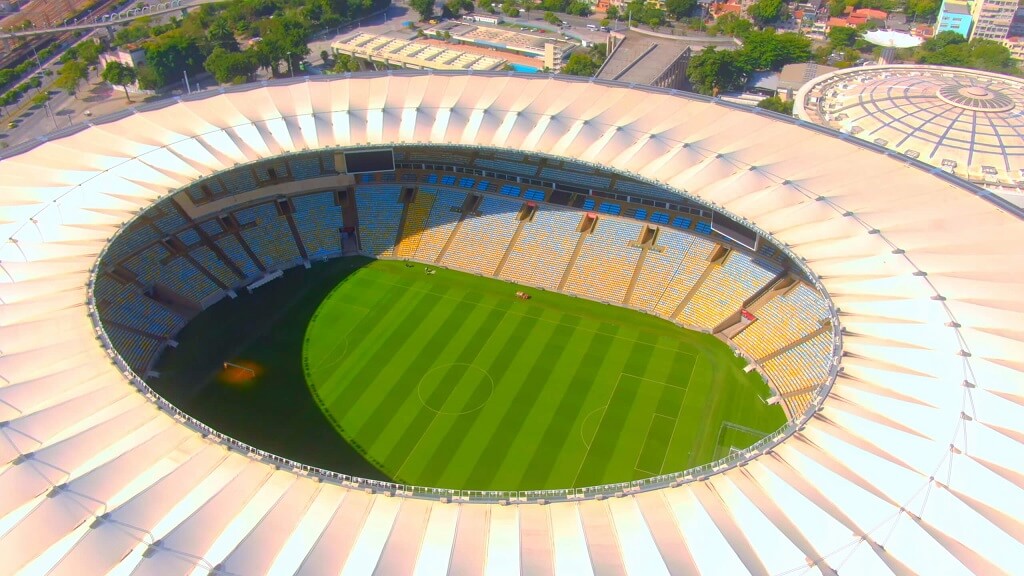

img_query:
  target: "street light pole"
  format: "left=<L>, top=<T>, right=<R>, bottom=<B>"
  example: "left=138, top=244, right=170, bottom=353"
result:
left=44, top=101, right=59, bottom=130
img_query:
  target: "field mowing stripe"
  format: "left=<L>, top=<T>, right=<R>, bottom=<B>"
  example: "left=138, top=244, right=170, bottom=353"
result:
left=421, top=309, right=548, bottom=487
left=516, top=319, right=618, bottom=485
left=314, top=279, right=440, bottom=408
left=397, top=305, right=561, bottom=483
left=635, top=414, right=675, bottom=474
left=379, top=299, right=514, bottom=482
left=321, top=282, right=445, bottom=410
left=368, top=277, right=696, bottom=358
left=458, top=313, right=583, bottom=489
left=358, top=291, right=483, bottom=452
left=572, top=375, right=639, bottom=487
left=661, top=345, right=700, bottom=472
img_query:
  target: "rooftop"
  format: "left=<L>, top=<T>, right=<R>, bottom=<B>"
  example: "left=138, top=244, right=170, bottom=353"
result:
left=795, top=64, right=1024, bottom=189
left=597, top=32, right=726, bottom=85
left=331, top=33, right=507, bottom=71
left=0, top=72, right=1020, bottom=575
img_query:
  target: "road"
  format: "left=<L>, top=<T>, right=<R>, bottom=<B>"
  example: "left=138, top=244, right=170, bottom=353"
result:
left=1, top=0, right=222, bottom=39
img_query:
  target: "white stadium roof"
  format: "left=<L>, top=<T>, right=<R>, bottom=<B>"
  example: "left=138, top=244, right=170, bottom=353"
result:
left=0, top=72, right=1022, bottom=575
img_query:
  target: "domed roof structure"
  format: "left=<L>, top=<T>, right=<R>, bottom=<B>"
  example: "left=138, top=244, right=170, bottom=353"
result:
left=0, top=72, right=1022, bottom=574
left=795, top=65, right=1024, bottom=195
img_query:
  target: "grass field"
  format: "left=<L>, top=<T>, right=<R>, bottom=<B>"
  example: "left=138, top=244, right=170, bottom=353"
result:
left=154, top=257, right=785, bottom=491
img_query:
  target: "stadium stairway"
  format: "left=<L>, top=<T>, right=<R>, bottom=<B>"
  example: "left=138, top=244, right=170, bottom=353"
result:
left=556, top=220, right=594, bottom=292
left=394, top=192, right=435, bottom=258
left=282, top=209, right=310, bottom=261
left=670, top=244, right=723, bottom=320
left=492, top=215, right=528, bottom=277
left=715, top=273, right=793, bottom=339
left=755, top=321, right=832, bottom=364
left=194, top=225, right=247, bottom=280
left=230, top=226, right=268, bottom=274
left=621, top=248, right=649, bottom=307
left=432, top=194, right=480, bottom=264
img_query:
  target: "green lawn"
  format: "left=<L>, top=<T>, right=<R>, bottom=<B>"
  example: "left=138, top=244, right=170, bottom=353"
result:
left=154, top=257, right=784, bottom=492
left=303, top=259, right=785, bottom=490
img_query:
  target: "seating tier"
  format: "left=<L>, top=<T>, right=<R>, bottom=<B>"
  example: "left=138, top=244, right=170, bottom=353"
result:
left=564, top=218, right=642, bottom=304
left=443, top=196, right=521, bottom=275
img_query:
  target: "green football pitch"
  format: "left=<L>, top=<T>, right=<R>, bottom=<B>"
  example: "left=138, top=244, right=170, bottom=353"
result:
left=154, top=257, right=785, bottom=491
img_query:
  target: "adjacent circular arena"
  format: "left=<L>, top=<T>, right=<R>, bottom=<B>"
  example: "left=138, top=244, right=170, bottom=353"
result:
left=0, top=72, right=1022, bottom=574
left=794, top=64, right=1024, bottom=194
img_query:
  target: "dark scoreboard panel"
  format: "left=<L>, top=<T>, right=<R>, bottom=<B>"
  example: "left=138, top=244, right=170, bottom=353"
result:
left=344, top=149, right=395, bottom=174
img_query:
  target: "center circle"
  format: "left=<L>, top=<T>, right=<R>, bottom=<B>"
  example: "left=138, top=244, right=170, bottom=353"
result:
left=962, top=86, right=990, bottom=97
left=417, top=363, right=494, bottom=415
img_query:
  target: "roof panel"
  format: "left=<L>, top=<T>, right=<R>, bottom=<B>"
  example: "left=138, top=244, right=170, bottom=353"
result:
left=0, top=73, right=1019, bottom=574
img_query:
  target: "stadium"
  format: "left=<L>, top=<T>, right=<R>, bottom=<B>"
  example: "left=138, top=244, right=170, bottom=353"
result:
left=0, top=72, right=1021, bottom=574
left=794, top=64, right=1024, bottom=204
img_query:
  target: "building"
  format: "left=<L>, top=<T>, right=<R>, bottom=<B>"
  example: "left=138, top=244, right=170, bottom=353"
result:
left=970, top=0, right=1017, bottom=40
left=795, top=64, right=1024, bottom=197
left=937, top=0, right=974, bottom=37
left=777, top=62, right=837, bottom=99
left=0, top=72, right=1022, bottom=574
left=97, top=45, right=147, bottom=92
left=331, top=33, right=508, bottom=72
left=424, top=21, right=573, bottom=70
left=596, top=32, right=696, bottom=90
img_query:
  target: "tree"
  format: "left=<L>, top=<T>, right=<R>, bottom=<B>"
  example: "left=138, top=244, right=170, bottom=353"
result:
left=566, top=0, right=592, bottom=16
left=561, top=52, right=600, bottom=76
left=444, top=0, right=472, bottom=16
left=905, top=0, right=939, bottom=20
left=709, top=13, right=752, bottom=38
left=502, top=1, right=520, bottom=16
left=686, top=46, right=748, bottom=95
left=409, top=0, right=436, bottom=20
left=922, top=30, right=967, bottom=52
left=665, top=0, right=696, bottom=20
left=54, top=60, right=88, bottom=98
left=967, top=39, right=1016, bottom=73
left=207, top=17, right=237, bottom=51
left=747, top=0, right=784, bottom=25
left=543, top=10, right=561, bottom=25
left=606, top=5, right=620, bottom=20
left=101, top=61, right=138, bottom=102
left=30, top=91, right=49, bottom=107
left=331, top=53, right=362, bottom=73
left=204, top=47, right=258, bottom=84
left=142, top=29, right=207, bottom=89
left=915, top=33, right=1016, bottom=73
left=255, top=15, right=312, bottom=77
left=738, top=30, right=811, bottom=70
left=827, top=26, right=858, bottom=49
left=757, top=96, right=793, bottom=114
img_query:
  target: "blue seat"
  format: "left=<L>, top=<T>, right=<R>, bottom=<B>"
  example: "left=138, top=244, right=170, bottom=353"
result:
left=500, top=184, right=521, bottom=197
